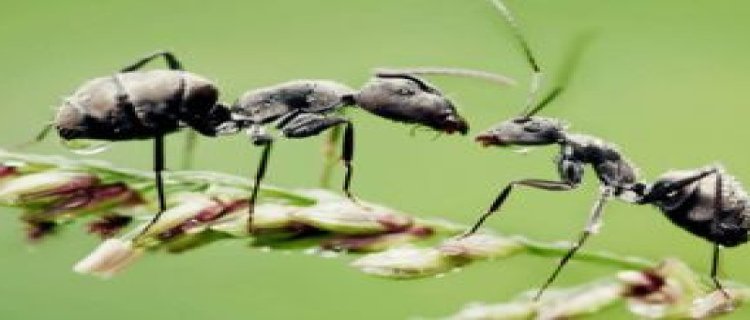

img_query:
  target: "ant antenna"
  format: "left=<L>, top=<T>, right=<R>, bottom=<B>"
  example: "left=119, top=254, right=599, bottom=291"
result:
left=374, top=72, right=436, bottom=92
left=525, top=32, right=594, bottom=117
left=488, top=0, right=543, bottom=118
left=374, top=67, right=517, bottom=87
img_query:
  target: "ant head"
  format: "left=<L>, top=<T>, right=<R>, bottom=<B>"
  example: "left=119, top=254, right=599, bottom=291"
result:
left=355, top=73, right=468, bottom=135
left=475, top=116, right=565, bottom=147
left=637, top=170, right=701, bottom=210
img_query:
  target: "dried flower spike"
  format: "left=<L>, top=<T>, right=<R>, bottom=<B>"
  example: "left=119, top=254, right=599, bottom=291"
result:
left=439, top=234, right=524, bottom=259
left=73, top=239, right=143, bottom=278
left=352, top=246, right=453, bottom=278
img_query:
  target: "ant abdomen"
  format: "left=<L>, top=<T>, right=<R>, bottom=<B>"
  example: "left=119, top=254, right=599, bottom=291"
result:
left=56, top=70, right=220, bottom=140
left=651, top=168, right=750, bottom=247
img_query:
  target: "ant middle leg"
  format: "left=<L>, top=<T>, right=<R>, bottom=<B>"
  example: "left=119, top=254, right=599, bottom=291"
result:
left=464, top=179, right=577, bottom=236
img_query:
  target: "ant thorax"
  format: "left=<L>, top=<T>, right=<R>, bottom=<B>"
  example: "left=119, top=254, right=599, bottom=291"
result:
left=560, top=133, right=640, bottom=193
left=232, top=80, right=356, bottom=125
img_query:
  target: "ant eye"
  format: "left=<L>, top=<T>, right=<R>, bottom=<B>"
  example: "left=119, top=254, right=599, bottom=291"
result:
left=397, top=88, right=416, bottom=96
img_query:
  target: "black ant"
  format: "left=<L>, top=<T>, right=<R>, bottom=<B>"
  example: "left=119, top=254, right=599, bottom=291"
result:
left=51, top=51, right=233, bottom=237
left=225, top=70, right=514, bottom=224
left=464, top=0, right=747, bottom=301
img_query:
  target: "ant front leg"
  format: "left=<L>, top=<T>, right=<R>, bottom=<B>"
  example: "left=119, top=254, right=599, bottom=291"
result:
left=464, top=179, right=578, bottom=236
left=120, top=51, right=183, bottom=72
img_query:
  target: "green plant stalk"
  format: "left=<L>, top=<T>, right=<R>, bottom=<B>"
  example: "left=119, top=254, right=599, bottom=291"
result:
left=406, top=218, right=657, bottom=270
left=0, top=149, right=317, bottom=205
left=0, top=149, right=698, bottom=274
left=519, top=238, right=654, bottom=270
left=4, top=149, right=749, bottom=318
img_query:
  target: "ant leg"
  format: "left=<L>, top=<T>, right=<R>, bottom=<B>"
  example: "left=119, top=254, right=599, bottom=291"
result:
left=341, top=121, right=355, bottom=201
left=120, top=51, right=183, bottom=72
left=135, top=134, right=168, bottom=238
left=711, top=243, right=730, bottom=299
left=464, top=179, right=577, bottom=236
left=534, top=187, right=613, bottom=301
left=153, top=135, right=167, bottom=213
left=247, top=141, right=272, bottom=232
left=274, top=110, right=303, bottom=130
left=710, top=172, right=731, bottom=298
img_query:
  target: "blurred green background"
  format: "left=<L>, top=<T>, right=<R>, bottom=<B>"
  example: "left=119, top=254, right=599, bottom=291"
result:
left=1, top=0, right=749, bottom=318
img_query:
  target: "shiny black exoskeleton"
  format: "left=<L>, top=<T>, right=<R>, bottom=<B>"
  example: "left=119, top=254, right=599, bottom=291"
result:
left=227, top=73, right=471, bottom=223
left=54, top=51, right=232, bottom=237
left=470, top=114, right=643, bottom=300
left=639, top=166, right=749, bottom=248
left=634, top=165, right=749, bottom=299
